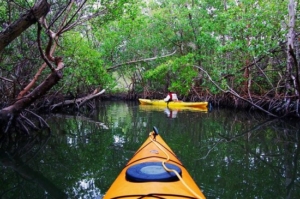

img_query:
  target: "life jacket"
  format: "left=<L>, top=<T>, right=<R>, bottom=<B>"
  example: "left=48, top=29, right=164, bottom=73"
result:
left=169, top=92, right=173, bottom=101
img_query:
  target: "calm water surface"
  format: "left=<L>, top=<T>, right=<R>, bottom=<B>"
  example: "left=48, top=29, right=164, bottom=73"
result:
left=0, top=101, right=299, bottom=199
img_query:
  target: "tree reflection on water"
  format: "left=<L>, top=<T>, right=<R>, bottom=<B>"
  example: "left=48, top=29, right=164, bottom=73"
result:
left=0, top=101, right=299, bottom=199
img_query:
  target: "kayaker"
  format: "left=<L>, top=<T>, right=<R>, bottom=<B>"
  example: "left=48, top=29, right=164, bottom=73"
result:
left=163, top=92, right=178, bottom=102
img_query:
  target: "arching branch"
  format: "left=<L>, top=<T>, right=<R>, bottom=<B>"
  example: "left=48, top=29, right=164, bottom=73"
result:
left=38, top=23, right=55, bottom=71
left=107, top=50, right=177, bottom=71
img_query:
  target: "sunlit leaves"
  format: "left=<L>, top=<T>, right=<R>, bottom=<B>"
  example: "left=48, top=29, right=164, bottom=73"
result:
left=94, top=0, right=290, bottom=97
left=144, top=54, right=197, bottom=94
left=1, top=0, right=293, bottom=100
left=59, top=32, right=115, bottom=93
left=0, top=2, right=6, bottom=29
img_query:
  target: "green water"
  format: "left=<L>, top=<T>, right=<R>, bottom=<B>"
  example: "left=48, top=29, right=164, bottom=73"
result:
left=0, top=101, right=299, bottom=199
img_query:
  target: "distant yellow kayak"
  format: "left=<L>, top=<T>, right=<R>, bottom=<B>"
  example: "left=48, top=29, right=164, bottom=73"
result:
left=139, top=98, right=208, bottom=108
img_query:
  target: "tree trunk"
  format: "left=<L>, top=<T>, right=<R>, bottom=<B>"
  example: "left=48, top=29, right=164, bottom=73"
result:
left=0, top=0, right=53, bottom=133
left=0, top=70, right=63, bottom=132
left=0, top=0, right=50, bottom=53
left=284, top=0, right=298, bottom=114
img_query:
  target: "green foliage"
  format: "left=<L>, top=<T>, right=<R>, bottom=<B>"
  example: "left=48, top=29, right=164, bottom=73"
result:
left=144, top=54, right=197, bottom=95
left=58, top=32, right=115, bottom=94
left=0, top=2, right=6, bottom=27
left=191, top=0, right=288, bottom=95
left=103, top=0, right=288, bottom=97
left=0, top=0, right=293, bottom=101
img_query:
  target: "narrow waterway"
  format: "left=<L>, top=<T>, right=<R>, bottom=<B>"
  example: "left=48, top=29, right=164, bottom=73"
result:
left=0, top=101, right=299, bottom=199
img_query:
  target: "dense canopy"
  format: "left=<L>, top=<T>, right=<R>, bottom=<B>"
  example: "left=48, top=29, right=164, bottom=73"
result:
left=0, top=0, right=300, bottom=133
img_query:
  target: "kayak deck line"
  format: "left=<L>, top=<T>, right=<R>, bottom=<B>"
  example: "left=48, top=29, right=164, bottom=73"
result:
left=148, top=131, right=205, bottom=199
left=103, top=127, right=206, bottom=199
left=126, top=156, right=184, bottom=169
left=126, top=140, right=185, bottom=168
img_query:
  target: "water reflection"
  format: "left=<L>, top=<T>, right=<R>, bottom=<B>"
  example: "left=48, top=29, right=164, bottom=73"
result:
left=0, top=101, right=299, bottom=199
left=0, top=129, right=68, bottom=198
left=139, top=104, right=208, bottom=118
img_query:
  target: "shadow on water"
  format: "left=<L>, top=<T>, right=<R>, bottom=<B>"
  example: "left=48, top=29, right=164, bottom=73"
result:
left=195, top=115, right=300, bottom=199
left=0, top=101, right=299, bottom=199
left=0, top=129, right=67, bottom=199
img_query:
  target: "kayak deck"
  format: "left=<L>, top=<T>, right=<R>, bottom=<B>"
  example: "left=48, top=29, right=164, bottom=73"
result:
left=103, top=128, right=206, bottom=199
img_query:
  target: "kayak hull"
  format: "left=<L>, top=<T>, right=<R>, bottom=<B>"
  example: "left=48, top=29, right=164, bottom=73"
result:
left=103, top=130, right=206, bottom=199
left=139, top=99, right=208, bottom=108
left=139, top=104, right=208, bottom=112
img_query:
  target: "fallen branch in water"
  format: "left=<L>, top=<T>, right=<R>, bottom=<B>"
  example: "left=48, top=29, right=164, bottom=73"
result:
left=50, top=89, right=105, bottom=110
